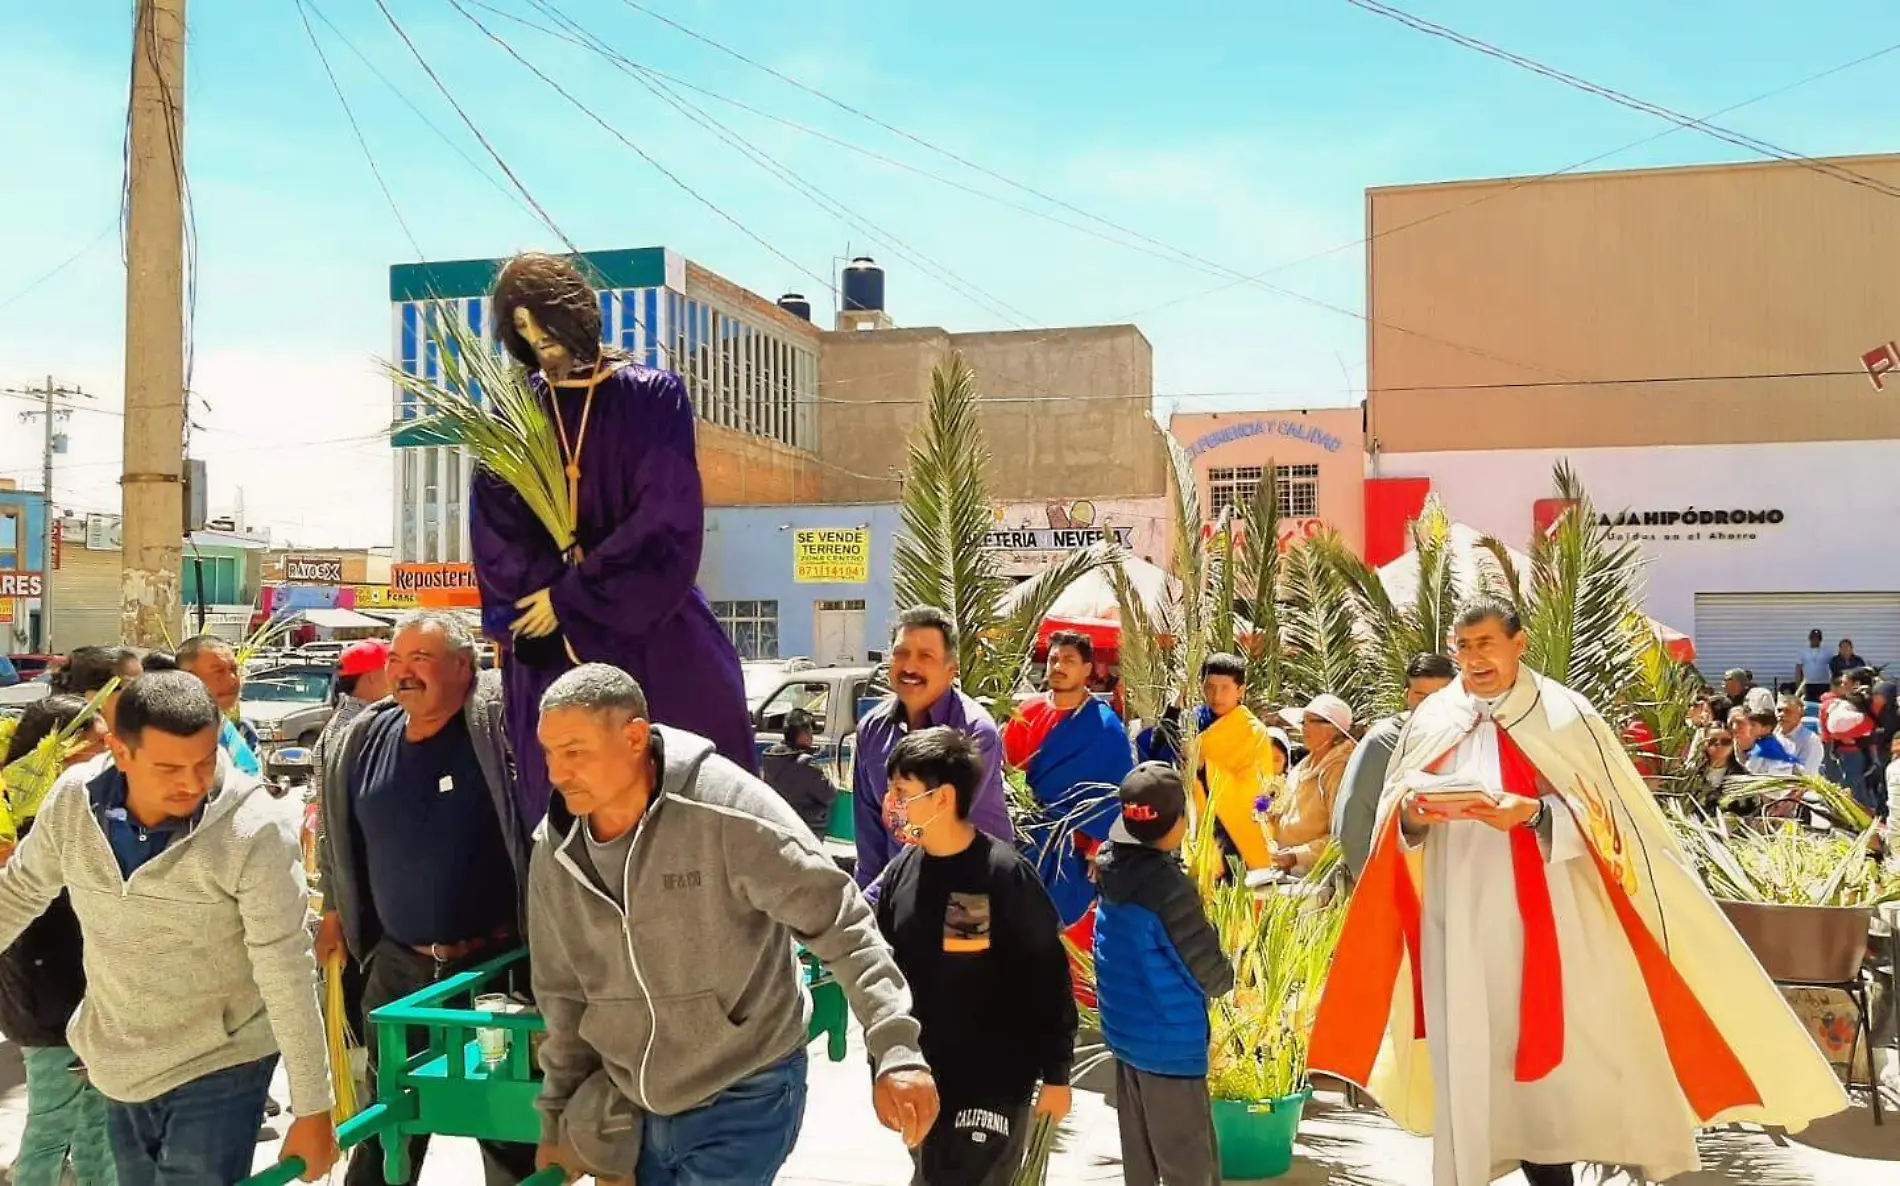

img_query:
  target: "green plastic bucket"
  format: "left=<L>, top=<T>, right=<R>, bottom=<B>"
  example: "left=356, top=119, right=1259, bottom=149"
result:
left=1212, top=1087, right=1312, bottom=1180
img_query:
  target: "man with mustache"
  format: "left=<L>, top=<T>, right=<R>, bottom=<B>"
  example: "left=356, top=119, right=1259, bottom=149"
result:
left=854, top=607, right=1015, bottom=893
left=316, top=611, right=536, bottom=1185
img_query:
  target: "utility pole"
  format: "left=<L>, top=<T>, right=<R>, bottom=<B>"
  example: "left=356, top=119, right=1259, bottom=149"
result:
left=7, top=377, right=86, bottom=651
left=121, top=0, right=188, bottom=647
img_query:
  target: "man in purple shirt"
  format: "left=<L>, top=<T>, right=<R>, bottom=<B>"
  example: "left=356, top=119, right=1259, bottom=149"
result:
left=854, top=606, right=1016, bottom=890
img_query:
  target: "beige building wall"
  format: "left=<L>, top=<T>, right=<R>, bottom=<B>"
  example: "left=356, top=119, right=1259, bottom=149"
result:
left=817, top=324, right=1168, bottom=504
left=1170, top=408, right=1367, bottom=556
left=1365, top=154, right=1900, bottom=455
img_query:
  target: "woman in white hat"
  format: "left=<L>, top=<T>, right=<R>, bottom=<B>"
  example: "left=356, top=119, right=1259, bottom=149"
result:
left=1266, top=694, right=1358, bottom=874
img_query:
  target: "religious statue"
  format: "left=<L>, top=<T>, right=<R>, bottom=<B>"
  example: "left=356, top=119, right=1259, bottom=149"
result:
left=469, top=252, right=755, bottom=826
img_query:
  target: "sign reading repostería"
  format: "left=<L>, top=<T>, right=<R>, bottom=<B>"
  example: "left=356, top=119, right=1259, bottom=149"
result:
left=282, top=556, right=345, bottom=584
left=793, top=529, right=870, bottom=583
left=0, top=571, right=45, bottom=598
left=391, top=562, right=480, bottom=608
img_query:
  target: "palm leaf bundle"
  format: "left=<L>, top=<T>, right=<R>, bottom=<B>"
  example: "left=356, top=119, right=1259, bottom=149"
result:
left=1, top=678, right=118, bottom=843
left=1009, top=1113, right=1061, bottom=1185
left=383, top=302, right=576, bottom=553
left=1669, top=787, right=1900, bottom=907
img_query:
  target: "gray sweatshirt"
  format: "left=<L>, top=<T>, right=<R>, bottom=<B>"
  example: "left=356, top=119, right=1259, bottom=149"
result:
left=529, top=725, right=925, bottom=1163
left=0, top=756, right=332, bottom=1116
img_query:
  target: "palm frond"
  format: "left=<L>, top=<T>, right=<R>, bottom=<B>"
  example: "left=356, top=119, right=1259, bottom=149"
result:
left=1235, top=465, right=1287, bottom=704
left=892, top=354, right=1014, bottom=683
left=1110, top=561, right=1174, bottom=727
left=1410, top=496, right=1460, bottom=658
left=1518, top=462, right=1648, bottom=715
left=383, top=302, right=575, bottom=552
left=1280, top=530, right=1376, bottom=724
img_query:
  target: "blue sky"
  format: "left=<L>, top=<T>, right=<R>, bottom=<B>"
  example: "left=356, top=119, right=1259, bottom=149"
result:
left=1, top=0, right=1895, bottom=544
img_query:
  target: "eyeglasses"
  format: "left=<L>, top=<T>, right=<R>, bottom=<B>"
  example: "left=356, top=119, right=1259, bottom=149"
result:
left=1707, top=738, right=1734, bottom=748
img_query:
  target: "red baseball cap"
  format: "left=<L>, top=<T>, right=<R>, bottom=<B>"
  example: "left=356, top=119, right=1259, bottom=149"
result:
left=337, top=639, right=391, bottom=678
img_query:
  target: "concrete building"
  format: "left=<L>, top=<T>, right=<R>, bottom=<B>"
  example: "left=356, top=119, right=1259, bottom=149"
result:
left=1363, top=153, right=1900, bottom=679
left=818, top=322, right=1168, bottom=505
left=388, top=247, right=824, bottom=563
left=0, top=482, right=51, bottom=652
left=700, top=504, right=903, bottom=665
left=1169, top=409, right=1367, bottom=557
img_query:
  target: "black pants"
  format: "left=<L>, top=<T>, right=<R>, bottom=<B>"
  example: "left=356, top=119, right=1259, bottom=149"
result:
left=1521, top=1164, right=1573, bottom=1186
left=344, top=939, right=538, bottom=1186
left=909, top=1083, right=1032, bottom=1186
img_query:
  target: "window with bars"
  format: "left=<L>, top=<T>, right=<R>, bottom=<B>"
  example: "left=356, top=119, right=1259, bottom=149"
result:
left=712, top=599, right=781, bottom=660
left=1207, top=463, right=1321, bottom=518
left=672, top=296, right=815, bottom=451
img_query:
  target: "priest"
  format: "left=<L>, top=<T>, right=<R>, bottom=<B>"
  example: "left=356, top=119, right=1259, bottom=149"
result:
left=1308, top=595, right=1844, bottom=1186
left=469, top=252, right=755, bottom=826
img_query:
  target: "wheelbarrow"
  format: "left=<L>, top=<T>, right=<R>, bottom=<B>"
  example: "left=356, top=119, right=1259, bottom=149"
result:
left=242, top=946, right=849, bottom=1185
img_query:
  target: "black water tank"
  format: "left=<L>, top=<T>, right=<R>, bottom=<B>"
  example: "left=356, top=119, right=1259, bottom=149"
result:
left=841, top=256, right=885, bottom=312
left=777, top=293, right=812, bottom=321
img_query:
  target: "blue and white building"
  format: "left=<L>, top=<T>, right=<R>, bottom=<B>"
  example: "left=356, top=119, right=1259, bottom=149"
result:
left=389, top=247, right=823, bottom=564
left=700, top=504, right=903, bottom=666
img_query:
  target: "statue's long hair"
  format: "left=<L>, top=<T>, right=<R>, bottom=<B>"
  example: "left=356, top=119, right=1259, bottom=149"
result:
left=491, top=252, right=624, bottom=373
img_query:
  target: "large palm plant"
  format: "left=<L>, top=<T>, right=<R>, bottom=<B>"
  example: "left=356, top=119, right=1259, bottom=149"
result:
left=892, top=354, right=1115, bottom=721
left=1479, top=462, right=1649, bottom=718
left=1322, top=495, right=1461, bottom=719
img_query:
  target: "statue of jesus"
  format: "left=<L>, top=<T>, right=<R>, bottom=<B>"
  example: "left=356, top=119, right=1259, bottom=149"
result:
left=469, top=252, right=755, bottom=826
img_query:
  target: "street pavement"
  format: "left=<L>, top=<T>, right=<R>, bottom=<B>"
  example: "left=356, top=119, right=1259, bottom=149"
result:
left=0, top=1026, right=1891, bottom=1184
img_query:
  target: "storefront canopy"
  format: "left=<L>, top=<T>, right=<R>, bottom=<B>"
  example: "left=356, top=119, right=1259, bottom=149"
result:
left=295, top=607, right=387, bottom=631
left=1002, top=554, right=1174, bottom=622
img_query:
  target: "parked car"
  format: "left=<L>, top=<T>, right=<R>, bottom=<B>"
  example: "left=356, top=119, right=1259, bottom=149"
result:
left=742, top=657, right=814, bottom=713
left=5, top=654, right=56, bottom=683
left=240, top=661, right=337, bottom=750
left=750, top=665, right=889, bottom=863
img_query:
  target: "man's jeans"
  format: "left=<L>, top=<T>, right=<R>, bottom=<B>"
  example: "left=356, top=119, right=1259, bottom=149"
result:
left=635, top=1051, right=809, bottom=1186
left=103, top=1055, right=275, bottom=1186
left=16, top=1045, right=117, bottom=1186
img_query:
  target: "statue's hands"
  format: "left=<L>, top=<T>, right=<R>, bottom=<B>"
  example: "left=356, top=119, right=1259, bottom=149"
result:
left=511, top=589, right=559, bottom=639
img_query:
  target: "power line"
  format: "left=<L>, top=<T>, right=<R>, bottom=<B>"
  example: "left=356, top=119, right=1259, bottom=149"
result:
left=369, top=0, right=579, bottom=252
left=293, top=0, right=426, bottom=259
left=495, top=0, right=1041, bottom=328
left=1342, top=0, right=1900, bottom=201
left=609, top=0, right=1577, bottom=381
left=301, top=0, right=545, bottom=226
left=0, top=223, right=118, bottom=315
left=1122, top=36, right=1900, bottom=320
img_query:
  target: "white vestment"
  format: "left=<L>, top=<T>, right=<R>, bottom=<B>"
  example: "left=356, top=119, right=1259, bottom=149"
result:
left=1418, top=707, right=1698, bottom=1185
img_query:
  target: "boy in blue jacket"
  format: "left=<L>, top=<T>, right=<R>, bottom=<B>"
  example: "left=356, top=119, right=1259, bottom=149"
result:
left=1092, top=763, right=1234, bottom=1186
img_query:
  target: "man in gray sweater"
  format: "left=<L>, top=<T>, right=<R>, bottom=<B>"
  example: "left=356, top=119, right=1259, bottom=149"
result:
left=529, top=664, right=939, bottom=1186
left=0, top=672, right=337, bottom=1185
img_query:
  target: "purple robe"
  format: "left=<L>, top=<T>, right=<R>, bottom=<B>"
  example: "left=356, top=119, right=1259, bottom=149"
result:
left=468, top=364, right=755, bottom=827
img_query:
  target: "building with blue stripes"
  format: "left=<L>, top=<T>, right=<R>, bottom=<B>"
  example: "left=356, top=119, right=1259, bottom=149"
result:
left=389, top=246, right=823, bottom=563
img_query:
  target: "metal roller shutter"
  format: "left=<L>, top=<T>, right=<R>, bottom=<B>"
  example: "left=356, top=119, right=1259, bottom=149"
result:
left=1692, top=592, right=1900, bottom=688
left=49, top=547, right=121, bottom=651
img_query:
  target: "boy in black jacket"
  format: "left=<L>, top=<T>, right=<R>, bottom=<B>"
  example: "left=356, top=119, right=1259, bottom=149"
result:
left=874, top=727, right=1078, bottom=1186
left=1093, top=763, right=1234, bottom=1186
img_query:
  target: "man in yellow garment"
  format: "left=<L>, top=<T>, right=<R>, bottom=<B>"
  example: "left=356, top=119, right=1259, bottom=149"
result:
left=1191, top=653, right=1283, bottom=872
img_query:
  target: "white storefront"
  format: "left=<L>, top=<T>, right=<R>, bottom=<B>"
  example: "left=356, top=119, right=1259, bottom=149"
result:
left=1378, top=441, right=1900, bottom=683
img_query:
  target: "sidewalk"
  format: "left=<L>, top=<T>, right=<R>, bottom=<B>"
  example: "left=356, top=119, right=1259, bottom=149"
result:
left=0, top=1029, right=1891, bottom=1184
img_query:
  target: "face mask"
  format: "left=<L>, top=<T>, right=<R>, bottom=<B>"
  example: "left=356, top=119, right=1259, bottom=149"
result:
left=883, top=787, right=943, bottom=845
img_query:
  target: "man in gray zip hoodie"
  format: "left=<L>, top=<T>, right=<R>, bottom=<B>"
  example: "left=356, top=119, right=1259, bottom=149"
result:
left=0, top=672, right=337, bottom=1185
left=528, top=664, right=939, bottom=1186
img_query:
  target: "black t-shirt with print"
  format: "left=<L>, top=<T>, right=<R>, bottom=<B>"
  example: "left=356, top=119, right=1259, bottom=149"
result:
left=874, top=833, right=1076, bottom=1099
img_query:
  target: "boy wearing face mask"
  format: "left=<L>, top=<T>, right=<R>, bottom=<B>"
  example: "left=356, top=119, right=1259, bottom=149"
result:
left=873, top=727, right=1077, bottom=1185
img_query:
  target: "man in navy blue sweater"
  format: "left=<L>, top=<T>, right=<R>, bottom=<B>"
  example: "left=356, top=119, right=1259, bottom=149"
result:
left=1092, top=763, right=1234, bottom=1186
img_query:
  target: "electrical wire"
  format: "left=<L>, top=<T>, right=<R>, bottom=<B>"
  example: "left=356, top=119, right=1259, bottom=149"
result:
left=608, top=0, right=1578, bottom=381
left=1342, top=0, right=1900, bottom=200
left=499, top=0, right=1040, bottom=328
left=301, top=0, right=544, bottom=226
left=1122, top=36, right=1900, bottom=320
left=369, top=0, right=580, bottom=253
left=0, top=224, right=118, bottom=315
left=293, top=0, right=427, bottom=260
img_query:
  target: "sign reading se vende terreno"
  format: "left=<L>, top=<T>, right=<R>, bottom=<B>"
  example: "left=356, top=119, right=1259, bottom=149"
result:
left=793, top=529, right=870, bottom=583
